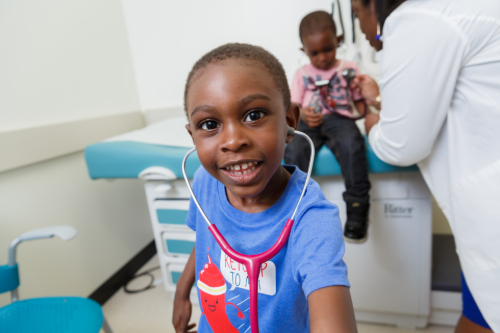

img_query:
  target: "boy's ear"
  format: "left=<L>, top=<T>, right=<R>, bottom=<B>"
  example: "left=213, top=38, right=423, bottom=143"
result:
left=337, top=34, right=344, bottom=45
left=285, top=103, right=301, bottom=144
left=185, top=124, right=195, bottom=145
left=300, top=47, right=305, bottom=53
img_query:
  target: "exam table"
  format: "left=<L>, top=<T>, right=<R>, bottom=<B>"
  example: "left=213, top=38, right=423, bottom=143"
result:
left=85, top=118, right=432, bottom=329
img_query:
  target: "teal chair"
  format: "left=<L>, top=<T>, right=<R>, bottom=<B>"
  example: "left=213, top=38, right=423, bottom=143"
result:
left=0, top=226, right=113, bottom=332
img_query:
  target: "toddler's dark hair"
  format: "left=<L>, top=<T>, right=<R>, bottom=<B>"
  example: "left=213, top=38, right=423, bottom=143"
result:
left=183, top=43, right=291, bottom=114
left=299, top=11, right=336, bottom=42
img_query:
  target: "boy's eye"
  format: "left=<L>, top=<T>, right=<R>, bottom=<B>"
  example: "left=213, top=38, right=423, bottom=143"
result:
left=245, top=110, right=265, bottom=122
left=201, top=120, right=219, bottom=130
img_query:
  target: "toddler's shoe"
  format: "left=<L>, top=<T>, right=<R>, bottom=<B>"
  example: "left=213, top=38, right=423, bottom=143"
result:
left=343, top=218, right=369, bottom=243
left=343, top=201, right=370, bottom=244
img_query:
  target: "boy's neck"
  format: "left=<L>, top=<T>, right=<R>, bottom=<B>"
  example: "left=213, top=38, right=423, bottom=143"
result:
left=225, top=165, right=291, bottom=214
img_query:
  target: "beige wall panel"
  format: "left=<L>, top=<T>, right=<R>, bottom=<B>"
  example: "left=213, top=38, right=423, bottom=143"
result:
left=0, top=112, right=144, bottom=173
left=0, top=152, right=152, bottom=307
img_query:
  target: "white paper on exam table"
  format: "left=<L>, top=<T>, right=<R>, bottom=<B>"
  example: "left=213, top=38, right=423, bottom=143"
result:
left=104, top=117, right=193, bottom=148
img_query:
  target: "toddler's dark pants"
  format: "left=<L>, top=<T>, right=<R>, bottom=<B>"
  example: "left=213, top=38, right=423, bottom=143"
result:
left=284, top=113, right=371, bottom=218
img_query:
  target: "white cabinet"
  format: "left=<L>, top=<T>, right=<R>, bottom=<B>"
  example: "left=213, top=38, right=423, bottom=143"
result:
left=316, top=172, right=432, bottom=329
left=143, top=180, right=196, bottom=297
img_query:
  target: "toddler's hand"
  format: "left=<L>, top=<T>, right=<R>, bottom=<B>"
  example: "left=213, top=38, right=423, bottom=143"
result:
left=173, top=295, right=197, bottom=333
left=351, top=75, right=380, bottom=107
left=301, top=106, right=323, bottom=128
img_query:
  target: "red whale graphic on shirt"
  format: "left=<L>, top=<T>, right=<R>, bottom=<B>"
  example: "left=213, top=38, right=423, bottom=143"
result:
left=198, top=254, right=244, bottom=332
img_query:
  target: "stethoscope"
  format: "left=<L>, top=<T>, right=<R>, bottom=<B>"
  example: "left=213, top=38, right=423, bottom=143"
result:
left=182, top=126, right=315, bottom=333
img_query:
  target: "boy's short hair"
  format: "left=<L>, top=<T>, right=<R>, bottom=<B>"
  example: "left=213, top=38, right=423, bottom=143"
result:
left=299, top=11, right=337, bottom=42
left=184, top=43, right=291, bottom=114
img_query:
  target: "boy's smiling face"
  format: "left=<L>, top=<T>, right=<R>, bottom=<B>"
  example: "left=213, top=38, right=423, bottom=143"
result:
left=185, top=60, right=299, bottom=208
left=301, top=29, right=339, bottom=70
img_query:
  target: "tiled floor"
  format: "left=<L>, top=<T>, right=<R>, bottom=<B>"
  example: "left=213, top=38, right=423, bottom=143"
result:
left=101, top=255, right=455, bottom=333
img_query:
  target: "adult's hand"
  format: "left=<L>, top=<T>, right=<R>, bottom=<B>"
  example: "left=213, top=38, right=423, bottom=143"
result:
left=301, top=106, right=323, bottom=128
left=351, top=75, right=380, bottom=108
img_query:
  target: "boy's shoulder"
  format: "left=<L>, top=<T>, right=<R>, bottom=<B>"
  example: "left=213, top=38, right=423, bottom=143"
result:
left=286, top=166, right=338, bottom=218
left=292, top=66, right=306, bottom=81
left=193, top=165, right=209, bottom=180
left=303, top=179, right=338, bottom=216
left=295, top=63, right=319, bottom=76
left=292, top=63, right=322, bottom=80
left=192, top=166, right=217, bottom=192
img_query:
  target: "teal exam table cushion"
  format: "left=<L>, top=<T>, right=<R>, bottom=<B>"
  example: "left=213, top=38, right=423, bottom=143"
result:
left=85, top=139, right=417, bottom=180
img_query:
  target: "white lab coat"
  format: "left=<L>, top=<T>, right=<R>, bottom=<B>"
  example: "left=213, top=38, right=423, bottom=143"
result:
left=369, top=0, right=500, bottom=329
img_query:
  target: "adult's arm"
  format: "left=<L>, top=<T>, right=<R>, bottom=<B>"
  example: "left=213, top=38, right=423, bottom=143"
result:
left=368, top=8, right=467, bottom=166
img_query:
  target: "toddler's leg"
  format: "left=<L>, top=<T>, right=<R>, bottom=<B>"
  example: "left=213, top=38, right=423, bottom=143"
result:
left=284, top=121, right=324, bottom=172
left=322, top=114, right=371, bottom=243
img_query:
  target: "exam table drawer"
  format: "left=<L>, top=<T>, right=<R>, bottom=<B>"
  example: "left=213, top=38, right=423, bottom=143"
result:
left=157, top=209, right=188, bottom=225
left=165, top=262, right=196, bottom=290
left=167, top=263, right=184, bottom=285
left=153, top=199, right=190, bottom=229
left=162, top=231, right=195, bottom=257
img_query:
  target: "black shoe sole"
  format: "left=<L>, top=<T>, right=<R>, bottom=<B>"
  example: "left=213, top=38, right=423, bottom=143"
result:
left=343, top=220, right=369, bottom=244
left=344, top=232, right=368, bottom=244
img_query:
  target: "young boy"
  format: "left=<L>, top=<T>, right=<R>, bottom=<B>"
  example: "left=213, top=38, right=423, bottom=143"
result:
left=173, top=43, right=357, bottom=333
left=284, top=11, right=371, bottom=243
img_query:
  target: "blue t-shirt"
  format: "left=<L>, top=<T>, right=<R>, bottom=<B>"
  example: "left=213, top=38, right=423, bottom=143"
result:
left=186, top=165, right=349, bottom=333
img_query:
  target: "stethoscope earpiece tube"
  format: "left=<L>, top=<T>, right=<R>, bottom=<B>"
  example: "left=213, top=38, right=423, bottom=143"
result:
left=182, top=131, right=315, bottom=333
left=290, top=131, right=314, bottom=221
left=182, top=146, right=212, bottom=226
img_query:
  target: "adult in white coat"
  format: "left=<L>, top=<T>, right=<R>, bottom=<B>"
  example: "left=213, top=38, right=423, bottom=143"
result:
left=351, top=0, right=500, bottom=332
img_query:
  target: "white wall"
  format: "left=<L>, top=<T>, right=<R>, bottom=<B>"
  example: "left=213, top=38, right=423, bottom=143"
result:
left=121, top=0, right=352, bottom=111
left=0, top=0, right=152, bottom=307
left=0, top=0, right=140, bottom=131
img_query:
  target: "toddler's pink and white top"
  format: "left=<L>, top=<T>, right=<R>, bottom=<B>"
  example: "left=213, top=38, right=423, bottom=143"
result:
left=290, top=60, right=363, bottom=118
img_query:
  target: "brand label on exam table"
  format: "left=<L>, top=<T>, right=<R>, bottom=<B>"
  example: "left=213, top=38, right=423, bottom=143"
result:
left=219, top=251, right=276, bottom=296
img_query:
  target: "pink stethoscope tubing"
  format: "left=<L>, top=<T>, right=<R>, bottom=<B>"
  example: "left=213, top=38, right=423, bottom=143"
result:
left=182, top=129, right=315, bottom=333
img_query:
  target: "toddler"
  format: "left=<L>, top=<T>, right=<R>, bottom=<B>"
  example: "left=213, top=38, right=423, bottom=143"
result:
left=173, top=43, right=357, bottom=333
left=284, top=11, right=371, bottom=243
